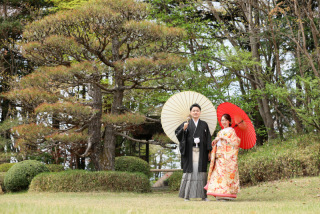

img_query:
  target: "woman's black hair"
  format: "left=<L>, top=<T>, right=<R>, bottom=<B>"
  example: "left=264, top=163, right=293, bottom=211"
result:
left=221, top=113, right=232, bottom=127
left=189, top=103, right=201, bottom=111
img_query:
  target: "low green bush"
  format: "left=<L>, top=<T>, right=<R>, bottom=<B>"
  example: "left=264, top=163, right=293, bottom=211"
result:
left=0, top=163, right=16, bottom=172
left=46, top=164, right=65, bottom=172
left=239, top=133, right=320, bottom=186
left=115, top=156, right=151, bottom=178
left=4, top=160, right=49, bottom=192
left=168, top=171, right=183, bottom=191
left=29, top=170, right=151, bottom=193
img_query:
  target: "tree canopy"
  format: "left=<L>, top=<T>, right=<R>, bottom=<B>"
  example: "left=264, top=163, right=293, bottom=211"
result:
left=4, top=0, right=187, bottom=169
left=1, top=0, right=320, bottom=169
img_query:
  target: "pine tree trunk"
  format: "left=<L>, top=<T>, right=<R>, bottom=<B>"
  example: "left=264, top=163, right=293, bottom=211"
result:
left=88, top=82, right=103, bottom=170
left=91, top=36, right=123, bottom=170
left=0, top=98, right=9, bottom=123
left=103, top=124, right=116, bottom=170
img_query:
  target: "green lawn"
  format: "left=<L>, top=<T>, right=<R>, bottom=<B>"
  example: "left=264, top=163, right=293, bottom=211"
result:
left=1, top=176, right=320, bottom=214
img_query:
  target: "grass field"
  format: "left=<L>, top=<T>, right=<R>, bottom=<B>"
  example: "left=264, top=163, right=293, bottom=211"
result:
left=1, top=176, right=320, bottom=214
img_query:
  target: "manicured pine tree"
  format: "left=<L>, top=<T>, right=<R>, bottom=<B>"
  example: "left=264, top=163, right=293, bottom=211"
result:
left=5, top=0, right=186, bottom=170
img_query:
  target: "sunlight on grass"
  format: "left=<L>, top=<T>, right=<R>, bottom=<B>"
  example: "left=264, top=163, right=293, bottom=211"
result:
left=1, top=176, right=320, bottom=214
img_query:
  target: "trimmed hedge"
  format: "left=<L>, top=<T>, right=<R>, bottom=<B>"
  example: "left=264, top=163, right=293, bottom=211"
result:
left=0, top=163, right=16, bottom=172
left=168, top=134, right=320, bottom=191
left=46, top=164, right=65, bottom=172
left=0, top=172, right=5, bottom=192
left=29, top=170, right=151, bottom=193
left=115, top=156, right=151, bottom=178
left=4, top=160, right=49, bottom=192
left=168, top=171, right=183, bottom=191
left=239, top=133, right=320, bottom=186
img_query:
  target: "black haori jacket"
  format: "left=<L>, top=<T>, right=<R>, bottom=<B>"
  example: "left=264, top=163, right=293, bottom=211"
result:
left=175, top=119, right=212, bottom=173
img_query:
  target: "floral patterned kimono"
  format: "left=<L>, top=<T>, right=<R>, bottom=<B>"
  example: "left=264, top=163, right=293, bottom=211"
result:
left=205, top=127, right=241, bottom=199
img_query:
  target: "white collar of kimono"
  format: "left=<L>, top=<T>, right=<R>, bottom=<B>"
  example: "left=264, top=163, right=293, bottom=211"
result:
left=223, top=127, right=233, bottom=131
left=217, top=127, right=233, bottom=146
left=192, top=118, right=199, bottom=127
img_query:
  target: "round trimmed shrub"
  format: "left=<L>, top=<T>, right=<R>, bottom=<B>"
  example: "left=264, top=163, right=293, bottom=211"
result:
left=0, top=163, right=16, bottom=172
left=46, top=164, right=65, bottom=172
left=168, top=171, right=183, bottom=191
left=29, top=170, right=151, bottom=193
left=115, top=156, right=151, bottom=178
left=4, top=160, right=49, bottom=192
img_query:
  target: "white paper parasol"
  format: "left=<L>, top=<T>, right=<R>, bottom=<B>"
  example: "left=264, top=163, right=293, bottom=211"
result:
left=161, top=91, right=217, bottom=144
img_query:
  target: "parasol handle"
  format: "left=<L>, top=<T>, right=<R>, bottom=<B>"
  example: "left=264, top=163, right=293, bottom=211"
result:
left=186, top=116, right=191, bottom=124
left=233, top=120, right=244, bottom=128
left=183, top=116, right=191, bottom=131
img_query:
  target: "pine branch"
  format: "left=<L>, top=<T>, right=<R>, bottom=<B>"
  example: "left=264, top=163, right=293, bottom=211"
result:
left=115, top=132, right=176, bottom=149
left=121, top=43, right=131, bottom=61
left=145, top=117, right=160, bottom=123
left=121, top=85, right=166, bottom=90
left=95, top=82, right=116, bottom=92
left=75, top=124, right=89, bottom=132
left=80, top=138, right=93, bottom=157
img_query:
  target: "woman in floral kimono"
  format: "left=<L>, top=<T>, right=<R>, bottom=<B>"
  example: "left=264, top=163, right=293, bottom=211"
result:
left=205, top=114, right=241, bottom=201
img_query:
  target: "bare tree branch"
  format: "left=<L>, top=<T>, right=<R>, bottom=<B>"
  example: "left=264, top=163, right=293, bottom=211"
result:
left=80, top=138, right=93, bottom=157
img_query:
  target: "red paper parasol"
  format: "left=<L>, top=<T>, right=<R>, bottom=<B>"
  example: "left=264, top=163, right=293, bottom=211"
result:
left=217, top=102, right=256, bottom=149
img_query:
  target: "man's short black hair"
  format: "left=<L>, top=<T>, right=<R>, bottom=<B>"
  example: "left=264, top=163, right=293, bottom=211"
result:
left=190, top=103, right=201, bottom=111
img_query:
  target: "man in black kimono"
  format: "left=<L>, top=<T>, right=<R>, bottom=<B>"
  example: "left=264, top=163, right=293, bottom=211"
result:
left=175, top=103, right=212, bottom=201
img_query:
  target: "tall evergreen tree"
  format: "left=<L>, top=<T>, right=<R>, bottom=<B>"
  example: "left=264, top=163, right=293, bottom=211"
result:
left=0, top=0, right=52, bottom=163
left=5, top=0, right=186, bottom=169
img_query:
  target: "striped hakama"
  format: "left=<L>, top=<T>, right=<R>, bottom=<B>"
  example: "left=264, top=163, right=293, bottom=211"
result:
left=179, top=147, right=207, bottom=199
